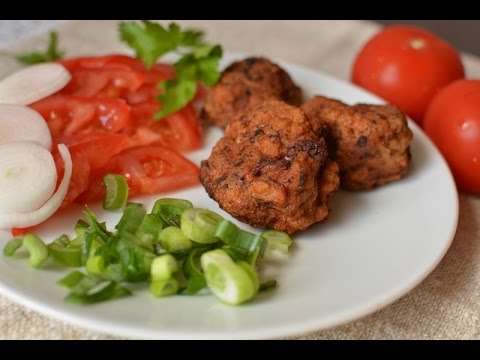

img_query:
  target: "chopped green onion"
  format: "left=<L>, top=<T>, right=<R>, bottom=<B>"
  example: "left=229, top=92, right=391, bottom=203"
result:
left=53, top=234, right=70, bottom=247
left=86, top=255, right=106, bottom=275
left=181, top=247, right=211, bottom=295
left=115, top=203, right=146, bottom=234
left=181, top=208, right=223, bottom=244
left=201, top=249, right=258, bottom=305
left=151, top=198, right=193, bottom=227
left=3, top=238, right=23, bottom=256
left=102, top=173, right=129, bottom=210
left=215, top=220, right=267, bottom=261
left=237, top=260, right=259, bottom=292
left=137, top=213, right=164, bottom=239
left=23, top=234, right=49, bottom=268
left=151, top=254, right=178, bottom=280
left=158, top=226, right=193, bottom=253
left=65, top=281, right=131, bottom=304
left=150, top=278, right=179, bottom=297
left=48, top=242, right=82, bottom=267
left=84, top=209, right=110, bottom=243
left=262, top=230, right=293, bottom=256
left=57, top=271, right=86, bottom=288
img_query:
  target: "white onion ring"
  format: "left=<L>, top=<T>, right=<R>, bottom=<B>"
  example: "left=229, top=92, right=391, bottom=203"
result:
left=0, top=143, right=72, bottom=228
left=0, top=104, right=52, bottom=150
left=0, top=63, right=71, bottom=105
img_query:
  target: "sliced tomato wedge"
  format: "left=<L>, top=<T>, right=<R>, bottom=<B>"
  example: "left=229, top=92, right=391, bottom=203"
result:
left=30, top=95, right=131, bottom=138
left=78, top=145, right=200, bottom=203
left=125, top=102, right=201, bottom=151
left=59, top=55, right=147, bottom=71
left=61, top=68, right=145, bottom=98
left=56, top=132, right=130, bottom=170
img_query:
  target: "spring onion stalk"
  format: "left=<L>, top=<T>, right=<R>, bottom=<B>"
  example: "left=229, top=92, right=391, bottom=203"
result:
left=181, top=208, right=223, bottom=244
left=22, top=234, right=49, bottom=268
left=181, top=248, right=208, bottom=295
left=3, top=238, right=23, bottom=256
left=158, top=226, right=193, bottom=253
left=0, top=104, right=52, bottom=150
left=151, top=254, right=178, bottom=280
left=150, top=278, right=179, bottom=297
left=86, top=255, right=106, bottom=275
left=0, top=63, right=71, bottom=106
left=261, top=230, right=292, bottom=257
left=115, top=203, right=146, bottom=234
left=201, top=249, right=258, bottom=305
left=137, top=214, right=164, bottom=238
left=53, top=234, right=70, bottom=247
left=151, top=198, right=193, bottom=227
left=214, top=220, right=267, bottom=260
left=48, top=242, right=82, bottom=267
left=102, top=174, right=129, bottom=210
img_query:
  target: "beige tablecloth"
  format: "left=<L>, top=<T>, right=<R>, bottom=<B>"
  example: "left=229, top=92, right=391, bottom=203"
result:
left=1, top=20, right=479, bottom=340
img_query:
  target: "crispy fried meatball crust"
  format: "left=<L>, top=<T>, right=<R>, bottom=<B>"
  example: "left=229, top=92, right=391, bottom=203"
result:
left=200, top=100, right=339, bottom=235
left=201, top=57, right=303, bottom=128
left=301, top=96, right=413, bottom=190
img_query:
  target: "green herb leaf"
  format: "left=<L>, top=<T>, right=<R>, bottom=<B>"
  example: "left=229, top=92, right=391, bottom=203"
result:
left=119, top=21, right=223, bottom=120
left=16, top=31, right=64, bottom=65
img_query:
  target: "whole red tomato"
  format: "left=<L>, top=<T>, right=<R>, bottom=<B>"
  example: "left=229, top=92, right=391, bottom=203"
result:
left=423, top=80, right=480, bottom=195
left=352, top=26, right=464, bottom=124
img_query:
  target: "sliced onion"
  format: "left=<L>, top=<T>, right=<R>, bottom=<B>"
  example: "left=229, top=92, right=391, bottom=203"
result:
left=0, top=142, right=56, bottom=213
left=0, top=104, right=52, bottom=150
left=0, top=143, right=72, bottom=228
left=0, top=63, right=71, bottom=105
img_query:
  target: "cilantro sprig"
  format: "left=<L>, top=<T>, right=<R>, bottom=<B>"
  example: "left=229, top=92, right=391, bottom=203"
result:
left=16, top=31, right=65, bottom=65
left=119, top=21, right=223, bottom=120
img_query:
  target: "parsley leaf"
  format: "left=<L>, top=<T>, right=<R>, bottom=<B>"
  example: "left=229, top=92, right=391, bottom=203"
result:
left=155, top=45, right=222, bottom=119
left=16, top=31, right=65, bottom=65
left=119, top=21, right=223, bottom=120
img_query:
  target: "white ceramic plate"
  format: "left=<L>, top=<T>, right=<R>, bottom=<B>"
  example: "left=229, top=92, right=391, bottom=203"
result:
left=0, top=55, right=458, bottom=339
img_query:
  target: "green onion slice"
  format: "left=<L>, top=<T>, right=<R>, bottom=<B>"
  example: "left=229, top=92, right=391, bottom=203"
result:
left=150, top=278, right=179, bottom=297
left=201, top=249, right=258, bottom=305
left=22, top=234, right=49, bottom=268
left=261, top=230, right=292, bottom=256
left=151, top=254, right=178, bottom=280
left=158, top=226, right=193, bottom=254
left=115, top=203, right=146, bottom=234
left=151, top=198, right=193, bottom=227
left=48, top=242, right=82, bottom=267
left=102, top=173, right=129, bottom=210
left=3, top=238, right=23, bottom=256
left=181, top=208, right=223, bottom=244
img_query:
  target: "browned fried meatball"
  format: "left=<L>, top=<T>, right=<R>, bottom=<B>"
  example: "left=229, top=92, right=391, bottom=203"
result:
left=201, top=57, right=303, bottom=128
left=301, top=96, right=413, bottom=190
left=200, top=100, right=339, bottom=235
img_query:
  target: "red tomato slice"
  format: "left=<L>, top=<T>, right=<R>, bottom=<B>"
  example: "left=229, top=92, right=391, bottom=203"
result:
left=53, top=148, right=91, bottom=209
left=30, top=95, right=131, bottom=138
left=61, top=68, right=145, bottom=98
left=125, top=102, right=201, bottom=151
left=78, top=145, right=200, bottom=203
left=56, top=132, right=130, bottom=170
left=59, top=55, right=147, bottom=71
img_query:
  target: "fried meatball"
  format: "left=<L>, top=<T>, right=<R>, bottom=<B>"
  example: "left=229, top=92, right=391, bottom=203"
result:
left=201, top=57, right=303, bottom=128
left=301, top=96, right=413, bottom=190
left=200, top=100, right=339, bottom=235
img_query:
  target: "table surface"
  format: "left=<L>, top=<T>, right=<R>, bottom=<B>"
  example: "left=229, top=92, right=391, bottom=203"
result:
left=0, top=20, right=479, bottom=340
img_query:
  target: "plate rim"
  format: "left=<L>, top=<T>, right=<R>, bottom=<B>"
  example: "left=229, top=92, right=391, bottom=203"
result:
left=0, top=53, right=459, bottom=339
